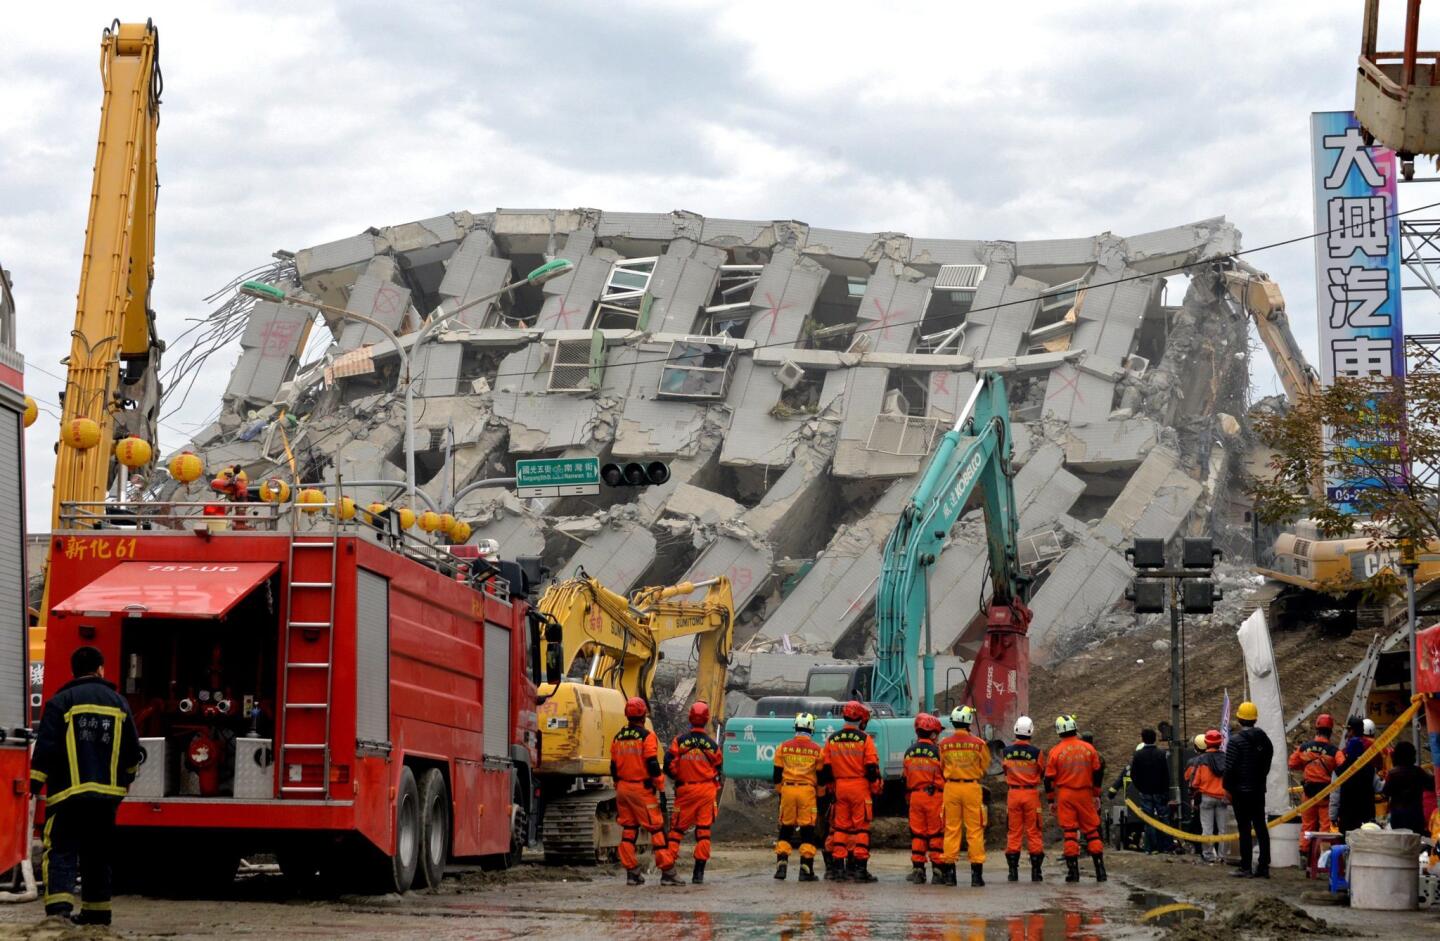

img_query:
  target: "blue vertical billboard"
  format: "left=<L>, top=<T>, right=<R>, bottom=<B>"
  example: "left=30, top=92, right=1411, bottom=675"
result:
left=1310, top=111, right=1406, bottom=511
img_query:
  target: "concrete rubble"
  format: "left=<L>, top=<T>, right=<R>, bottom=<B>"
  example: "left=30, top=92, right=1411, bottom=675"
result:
left=164, top=210, right=1272, bottom=707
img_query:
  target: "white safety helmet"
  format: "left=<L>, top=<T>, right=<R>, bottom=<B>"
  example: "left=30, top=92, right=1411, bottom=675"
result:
left=1013, top=716, right=1034, bottom=738
left=794, top=712, right=816, bottom=734
left=1362, top=718, right=1377, bottom=737
left=951, top=705, right=977, bottom=728
left=1055, top=714, right=1078, bottom=735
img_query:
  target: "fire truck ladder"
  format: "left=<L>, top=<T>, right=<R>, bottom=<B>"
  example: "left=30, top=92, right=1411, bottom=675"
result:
left=278, top=531, right=339, bottom=798
left=1284, top=626, right=1405, bottom=734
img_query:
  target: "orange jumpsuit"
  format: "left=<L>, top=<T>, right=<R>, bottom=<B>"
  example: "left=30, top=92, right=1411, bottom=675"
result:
left=773, top=733, right=823, bottom=860
left=820, top=724, right=880, bottom=862
left=665, top=727, right=722, bottom=863
left=1288, top=735, right=1342, bottom=852
left=1002, top=741, right=1045, bottom=855
left=1044, top=735, right=1103, bottom=858
left=939, top=728, right=989, bottom=865
left=611, top=724, right=676, bottom=872
left=903, top=738, right=945, bottom=866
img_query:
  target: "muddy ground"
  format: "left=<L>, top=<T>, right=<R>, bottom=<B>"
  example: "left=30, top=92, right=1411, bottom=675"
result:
left=0, top=845, right=1433, bottom=940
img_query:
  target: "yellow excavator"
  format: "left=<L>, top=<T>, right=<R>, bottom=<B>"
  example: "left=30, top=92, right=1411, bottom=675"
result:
left=30, top=20, right=165, bottom=679
left=1222, top=261, right=1440, bottom=629
left=534, top=571, right=733, bottom=862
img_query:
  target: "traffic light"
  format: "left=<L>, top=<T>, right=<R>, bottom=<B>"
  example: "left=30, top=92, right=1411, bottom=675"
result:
left=601, top=461, right=670, bottom=488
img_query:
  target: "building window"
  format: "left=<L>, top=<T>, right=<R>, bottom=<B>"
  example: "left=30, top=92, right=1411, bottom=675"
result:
left=701, top=265, right=764, bottom=336
left=589, top=257, right=658, bottom=329
left=917, top=264, right=985, bottom=353
left=656, top=338, right=737, bottom=400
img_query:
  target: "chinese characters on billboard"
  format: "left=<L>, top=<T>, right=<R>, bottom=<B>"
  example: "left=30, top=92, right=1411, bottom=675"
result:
left=1310, top=111, right=1406, bottom=510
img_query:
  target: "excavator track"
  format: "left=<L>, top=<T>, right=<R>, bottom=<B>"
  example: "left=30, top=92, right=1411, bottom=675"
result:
left=541, top=788, right=624, bottom=864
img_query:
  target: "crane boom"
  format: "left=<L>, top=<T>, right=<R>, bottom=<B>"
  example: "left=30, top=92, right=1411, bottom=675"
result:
left=873, top=372, right=1030, bottom=733
left=35, top=20, right=165, bottom=663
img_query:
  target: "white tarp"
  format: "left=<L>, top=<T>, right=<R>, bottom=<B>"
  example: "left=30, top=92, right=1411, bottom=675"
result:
left=1236, top=609, right=1289, bottom=816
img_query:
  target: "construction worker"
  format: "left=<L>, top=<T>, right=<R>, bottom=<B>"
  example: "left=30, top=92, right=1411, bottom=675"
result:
left=1044, top=714, right=1106, bottom=883
left=1185, top=729, right=1228, bottom=862
left=1223, top=700, right=1273, bottom=878
left=610, top=696, right=680, bottom=885
left=771, top=712, right=823, bottom=882
left=903, top=713, right=945, bottom=884
left=665, top=701, right=723, bottom=885
left=1002, top=715, right=1045, bottom=883
left=29, top=645, right=141, bottom=926
left=819, top=700, right=881, bottom=882
left=1288, top=713, right=1342, bottom=856
left=939, top=704, right=989, bottom=887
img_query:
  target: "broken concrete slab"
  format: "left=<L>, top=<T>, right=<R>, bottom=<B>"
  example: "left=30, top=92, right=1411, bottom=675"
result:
left=561, top=519, right=657, bottom=594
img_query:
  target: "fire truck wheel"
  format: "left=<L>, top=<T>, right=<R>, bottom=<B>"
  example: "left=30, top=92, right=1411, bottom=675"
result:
left=386, top=766, right=421, bottom=893
left=416, top=768, right=450, bottom=891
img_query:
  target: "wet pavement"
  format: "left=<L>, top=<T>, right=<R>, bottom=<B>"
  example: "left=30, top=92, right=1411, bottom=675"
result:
left=1, top=845, right=1430, bottom=939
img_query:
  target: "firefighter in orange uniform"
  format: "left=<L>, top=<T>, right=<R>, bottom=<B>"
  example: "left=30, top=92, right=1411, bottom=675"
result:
left=819, top=700, right=882, bottom=883
left=1002, top=715, right=1045, bottom=883
left=1044, top=714, right=1106, bottom=883
left=1288, top=713, right=1343, bottom=855
left=611, top=696, right=680, bottom=885
left=772, top=712, right=823, bottom=882
left=939, top=704, right=989, bottom=887
left=903, top=713, right=946, bottom=884
left=665, top=701, right=723, bottom=885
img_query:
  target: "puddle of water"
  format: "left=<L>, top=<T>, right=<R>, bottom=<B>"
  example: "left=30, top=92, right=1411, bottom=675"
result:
left=1129, top=890, right=1205, bottom=928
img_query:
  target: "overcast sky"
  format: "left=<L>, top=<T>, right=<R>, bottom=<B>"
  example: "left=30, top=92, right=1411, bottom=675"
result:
left=3, top=1, right=1437, bottom=525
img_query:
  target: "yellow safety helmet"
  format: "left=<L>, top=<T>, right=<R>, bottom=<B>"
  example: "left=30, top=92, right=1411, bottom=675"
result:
left=794, top=712, right=816, bottom=734
left=1236, top=701, right=1259, bottom=722
left=1055, top=714, right=1078, bottom=735
left=1193, top=733, right=1207, bottom=751
left=951, top=705, right=977, bottom=728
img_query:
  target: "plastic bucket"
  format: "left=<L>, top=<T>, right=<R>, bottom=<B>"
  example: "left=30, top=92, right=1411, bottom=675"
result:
left=1268, top=822, right=1301, bottom=868
left=1347, top=829, right=1421, bottom=911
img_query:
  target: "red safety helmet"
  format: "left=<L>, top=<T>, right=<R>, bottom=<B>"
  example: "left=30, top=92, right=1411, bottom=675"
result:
left=1316, top=713, right=1334, bottom=731
left=1204, top=729, right=1223, bottom=748
left=689, top=701, right=711, bottom=727
left=842, top=700, right=869, bottom=723
left=914, top=712, right=943, bottom=735
left=624, top=696, right=649, bottom=719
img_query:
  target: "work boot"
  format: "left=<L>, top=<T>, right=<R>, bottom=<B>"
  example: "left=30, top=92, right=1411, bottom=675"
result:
left=798, top=858, right=818, bottom=882
left=907, top=863, right=927, bottom=884
left=1064, top=856, right=1080, bottom=883
left=931, top=865, right=946, bottom=885
left=692, top=859, right=706, bottom=884
left=659, top=868, right=686, bottom=886
left=71, top=910, right=111, bottom=927
left=626, top=868, right=645, bottom=886
left=1030, top=854, right=1045, bottom=882
left=1254, top=867, right=1270, bottom=879
left=774, top=858, right=788, bottom=880
left=823, top=854, right=840, bottom=881
left=1091, top=853, right=1107, bottom=883
left=852, top=858, right=879, bottom=884
left=1230, top=868, right=1254, bottom=879
left=971, top=863, right=985, bottom=887
left=1006, top=852, right=1020, bottom=882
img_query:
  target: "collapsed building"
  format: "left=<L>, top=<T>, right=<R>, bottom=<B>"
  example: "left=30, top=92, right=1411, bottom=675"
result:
left=166, top=209, right=1270, bottom=707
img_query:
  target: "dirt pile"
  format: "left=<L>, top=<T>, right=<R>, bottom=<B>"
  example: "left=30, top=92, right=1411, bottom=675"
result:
left=1216, top=894, right=1339, bottom=936
left=0, top=917, right=110, bottom=941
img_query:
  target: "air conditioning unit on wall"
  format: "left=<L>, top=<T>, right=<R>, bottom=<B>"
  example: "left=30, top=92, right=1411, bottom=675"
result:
left=776, top=360, right=805, bottom=390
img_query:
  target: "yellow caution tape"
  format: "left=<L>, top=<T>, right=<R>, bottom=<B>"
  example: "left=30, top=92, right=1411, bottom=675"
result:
left=1141, top=902, right=1203, bottom=923
left=1123, top=694, right=1426, bottom=844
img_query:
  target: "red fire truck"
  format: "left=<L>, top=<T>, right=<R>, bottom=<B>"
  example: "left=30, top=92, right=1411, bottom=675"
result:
left=41, top=501, right=541, bottom=893
left=0, top=267, right=29, bottom=879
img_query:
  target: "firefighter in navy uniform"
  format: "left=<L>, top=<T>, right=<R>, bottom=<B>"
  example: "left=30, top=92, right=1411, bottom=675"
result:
left=664, top=701, right=724, bottom=884
left=29, top=646, right=141, bottom=926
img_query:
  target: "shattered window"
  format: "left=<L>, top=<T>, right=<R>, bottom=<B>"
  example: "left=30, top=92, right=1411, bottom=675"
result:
left=589, top=257, right=658, bottom=329
left=918, top=264, right=985, bottom=353
left=846, top=276, right=868, bottom=299
left=701, top=265, right=764, bottom=336
left=656, top=338, right=736, bottom=400
left=1035, top=276, right=1085, bottom=324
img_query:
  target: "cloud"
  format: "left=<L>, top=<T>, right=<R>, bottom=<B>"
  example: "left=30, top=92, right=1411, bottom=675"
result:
left=4, top=0, right=1435, bottom=524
